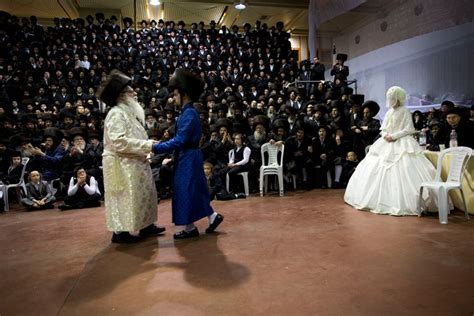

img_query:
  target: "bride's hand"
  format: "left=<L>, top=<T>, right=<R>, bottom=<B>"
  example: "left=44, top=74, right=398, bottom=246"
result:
left=384, top=135, right=394, bottom=142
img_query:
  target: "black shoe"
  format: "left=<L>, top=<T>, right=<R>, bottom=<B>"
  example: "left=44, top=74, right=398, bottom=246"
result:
left=205, top=213, right=224, bottom=234
left=111, top=232, right=142, bottom=244
left=173, top=228, right=199, bottom=240
left=139, top=224, right=166, bottom=237
left=58, top=204, right=74, bottom=211
left=236, top=193, right=246, bottom=199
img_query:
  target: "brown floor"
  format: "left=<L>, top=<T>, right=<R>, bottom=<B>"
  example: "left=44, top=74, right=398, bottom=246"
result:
left=1, top=189, right=473, bottom=315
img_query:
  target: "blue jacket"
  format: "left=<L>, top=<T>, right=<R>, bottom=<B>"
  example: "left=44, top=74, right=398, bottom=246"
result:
left=153, top=103, right=214, bottom=225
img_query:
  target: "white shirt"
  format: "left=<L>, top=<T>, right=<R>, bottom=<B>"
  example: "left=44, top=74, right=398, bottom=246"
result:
left=67, top=176, right=101, bottom=196
left=228, top=146, right=251, bottom=166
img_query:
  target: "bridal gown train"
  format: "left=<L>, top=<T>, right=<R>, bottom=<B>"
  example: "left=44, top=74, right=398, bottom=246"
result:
left=344, top=105, right=438, bottom=216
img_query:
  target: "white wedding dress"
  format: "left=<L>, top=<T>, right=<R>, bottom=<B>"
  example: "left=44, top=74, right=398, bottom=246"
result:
left=344, top=105, right=438, bottom=216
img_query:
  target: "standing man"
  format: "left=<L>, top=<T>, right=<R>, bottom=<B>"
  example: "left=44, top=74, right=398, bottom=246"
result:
left=98, top=70, right=165, bottom=244
left=153, top=69, right=224, bottom=239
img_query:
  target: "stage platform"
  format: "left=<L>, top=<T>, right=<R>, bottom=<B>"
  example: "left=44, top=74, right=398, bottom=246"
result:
left=1, top=189, right=473, bottom=315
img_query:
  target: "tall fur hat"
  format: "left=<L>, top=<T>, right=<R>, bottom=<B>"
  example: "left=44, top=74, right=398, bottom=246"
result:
left=97, top=70, right=131, bottom=107
left=168, top=69, right=205, bottom=101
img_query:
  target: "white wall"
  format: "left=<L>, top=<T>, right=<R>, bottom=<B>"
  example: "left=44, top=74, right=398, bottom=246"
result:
left=330, top=22, right=474, bottom=119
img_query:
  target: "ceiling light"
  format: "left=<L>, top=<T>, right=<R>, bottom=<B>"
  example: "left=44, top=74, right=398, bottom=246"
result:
left=150, top=0, right=160, bottom=6
left=234, top=1, right=247, bottom=10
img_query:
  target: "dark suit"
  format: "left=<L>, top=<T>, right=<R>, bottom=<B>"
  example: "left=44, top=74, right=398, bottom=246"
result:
left=22, top=181, right=56, bottom=209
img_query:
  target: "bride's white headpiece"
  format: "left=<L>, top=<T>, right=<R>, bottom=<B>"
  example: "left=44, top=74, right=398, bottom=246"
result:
left=386, top=86, right=406, bottom=108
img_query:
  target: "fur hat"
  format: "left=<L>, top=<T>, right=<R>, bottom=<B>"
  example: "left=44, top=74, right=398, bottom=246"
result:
left=97, top=70, right=132, bottom=107
left=336, top=53, right=348, bottom=62
left=361, top=100, right=380, bottom=117
left=272, top=118, right=289, bottom=132
left=349, top=94, right=365, bottom=106
left=214, top=118, right=232, bottom=132
left=67, top=127, right=87, bottom=140
left=252, top=114, right=269, bottom=129
left=43, top=127, right=64, bottom=143
left=168, top=69, right=205, bottom=101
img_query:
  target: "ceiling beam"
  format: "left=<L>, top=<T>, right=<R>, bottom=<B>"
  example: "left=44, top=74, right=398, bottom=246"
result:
left=166, top=0, right=309, bottom=9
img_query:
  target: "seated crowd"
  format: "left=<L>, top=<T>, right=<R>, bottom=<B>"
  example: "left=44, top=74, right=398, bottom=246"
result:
left=0, top=11, right=472, bottom=211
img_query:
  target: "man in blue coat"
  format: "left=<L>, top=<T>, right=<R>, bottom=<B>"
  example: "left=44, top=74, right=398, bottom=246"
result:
left=153, top=69, right=224, bottom=239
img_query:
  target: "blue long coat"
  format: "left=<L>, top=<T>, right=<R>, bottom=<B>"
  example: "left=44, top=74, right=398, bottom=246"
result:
left=153, top=103, right=214, bottom=225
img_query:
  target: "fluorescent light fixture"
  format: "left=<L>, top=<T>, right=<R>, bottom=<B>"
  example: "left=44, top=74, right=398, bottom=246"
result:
left=150, top=0, right=160, bottom=6
left=234, top=1, right=247, bottom=10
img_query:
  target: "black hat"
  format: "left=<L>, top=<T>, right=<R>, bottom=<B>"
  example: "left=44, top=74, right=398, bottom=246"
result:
left=214, top=118, right=232, bottom=132
left=445, top=107, right=462, bottom=117
left=441, top=100, right=455, bottom=108
left=213, top=103, right=228, bottom=114
left=361, top=100, right=380, bottom=117
left=88, top=131, right=101, bottom=140
left=86, top=15, right=94, bottom=22
left=41, top=113, right=57, bottom=122
left=168, top=69, right=205, bottom=101
left=147, top=128, right=161, bottom=139
left=329, top=100, right=343, bottom=110
left=325, top=90, right=339, bottom=101
left=247, top=108, right=264, bottom=117
left=272, top=118, right=289, bottom=132
left=252, top=114, right=269, bottom=129
left=97, top=70, right=132, bottom=107
left=232, top=122, right=246, bottom=134
left=1, top=114, right=17, bottom=124
left=163, top=104, right=175, bottom=114
left=336, top=53, right=348, bottom=62
left=76, top=18, right=85, bottom=26
left=9, top=134, right=27, bottom=147
left=349, top=94, right=365, bottom=106
left=95, top=13, right=105, bottom=21
left=293, top=119, right=307, bottom=132
left=110, top=15, right=118, bottom=21
left=67, top=127, right=87, bottom=140
left=21, top=113, right=37, bottom=124
left=43, top=127, right=64, bottom=143
left=61, top=110, right=76, bottom=119
left=314, top=104, right=328, bottom=114
left=145, top=108, right=157, bottom=118
left=123, top=17, right=133, bottom=25
left=341, top=87, right=353, bottom=95
left=428, top=120, right=441, bottom=129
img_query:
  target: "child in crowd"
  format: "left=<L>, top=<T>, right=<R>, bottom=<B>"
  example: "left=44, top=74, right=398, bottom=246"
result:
left=340, top=151, right=359, bottom=187
left=58, top=167, right=101, bottom=210
left=204, top=162, right=245, bottom=201
left=21, top=170, right=56, bottom=210
left=1, top=151, right=23, bottom=185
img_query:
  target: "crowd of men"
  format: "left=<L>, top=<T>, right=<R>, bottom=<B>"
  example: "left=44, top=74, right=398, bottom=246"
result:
left=0, top=11, right=472, bottom=208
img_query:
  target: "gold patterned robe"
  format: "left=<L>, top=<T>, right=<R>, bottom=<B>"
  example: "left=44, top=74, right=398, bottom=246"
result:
left=102, top=102, right=157, bottom=231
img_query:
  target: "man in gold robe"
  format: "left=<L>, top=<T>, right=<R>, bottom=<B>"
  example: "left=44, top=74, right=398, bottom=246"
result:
left=98, top=70, right=165, bottom=243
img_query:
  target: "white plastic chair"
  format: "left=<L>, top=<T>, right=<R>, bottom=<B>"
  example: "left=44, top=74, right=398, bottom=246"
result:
left=419, top=147, right=472, bottom=224
left=48, top=178, right=61, bottom=196
left=0, top=182, right=5, bottom=211
left=259, top=143, right=285, bottom=197
left=3, top=157, right=29, bottom=211
left=226, top=172, right=249, bottom=196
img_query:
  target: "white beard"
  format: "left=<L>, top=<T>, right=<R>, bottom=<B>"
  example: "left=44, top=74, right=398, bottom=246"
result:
left=122, top=95, right=145, bottom=126
left=254, top=130, right=266, bottom=142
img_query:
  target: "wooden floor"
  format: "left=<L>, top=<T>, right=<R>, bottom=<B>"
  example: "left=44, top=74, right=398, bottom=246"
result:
left=1, top=189, right=473, bottom=315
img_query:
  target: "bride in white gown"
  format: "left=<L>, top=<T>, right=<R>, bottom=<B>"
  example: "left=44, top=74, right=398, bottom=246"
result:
left=344, top=86, right=437, bottom=216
